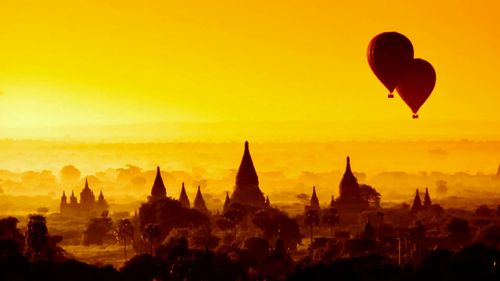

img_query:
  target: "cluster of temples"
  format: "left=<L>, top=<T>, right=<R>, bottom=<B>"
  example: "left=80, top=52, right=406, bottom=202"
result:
left=145, top=141, right=374, bottom=214
left=62, top=141, right=378, bottom=216
left=148, top=166, right=211, bottom=214
left=60, top=179, right=108, bottom=216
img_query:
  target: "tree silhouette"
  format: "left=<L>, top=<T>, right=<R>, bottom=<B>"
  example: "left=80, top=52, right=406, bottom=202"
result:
left=475, top=205, right=492, bottom=217
left=26, top=214, right=48, bottom=260
left=115, top=219, right=134, bottom=261
left=447, top=218, right=471, bottom=242
left=305, top=208, right=320, bottom=244
left=142, top=223, right=160, bottom=256
left=83, top=215, right=113, bottom=245
left=216, top=217, right=235, bottom=234
left=223, top=203, right=246, bottom=236
left=322, top=208, right=339, bottom=238
left=252, top=208, right=301, bottom=250
left=359, top=184, right=381, bottom=208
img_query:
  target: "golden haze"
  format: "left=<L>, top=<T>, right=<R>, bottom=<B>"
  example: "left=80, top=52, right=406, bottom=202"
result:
left=0, top=0, right=499, bottom=138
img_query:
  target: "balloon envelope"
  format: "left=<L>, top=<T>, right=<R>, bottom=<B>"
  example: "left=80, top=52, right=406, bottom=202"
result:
left=396, top=59, right=436, bottom=118
left=367, top=32, right=414, bottom=95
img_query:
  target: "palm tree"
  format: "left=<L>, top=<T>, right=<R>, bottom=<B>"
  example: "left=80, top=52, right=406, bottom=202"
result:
left=115, top=219, right=134, bottom=261
left=305, top=208, right=320, bottom=245
left=142, top=223, right=160, bottom=256
left=322, top=207, right=339, bottom=238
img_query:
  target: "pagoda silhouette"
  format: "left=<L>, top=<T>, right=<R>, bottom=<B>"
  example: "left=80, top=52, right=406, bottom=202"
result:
left=332, top=156, right=368, bottom=211
left=230, top=141, right=266, bottom=207
left=149, top=166, right=167, bottom=202
left=410, top=187, right=433, bottom=213
left=60, top=179, right=108, bottom=216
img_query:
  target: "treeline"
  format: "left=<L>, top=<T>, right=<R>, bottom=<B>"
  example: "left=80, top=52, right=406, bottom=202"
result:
left=1, top=241, right=499, bottom=281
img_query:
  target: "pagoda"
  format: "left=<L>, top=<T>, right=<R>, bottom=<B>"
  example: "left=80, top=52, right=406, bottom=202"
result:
left=150, top=166, right=167, bottom=201
left=230, top=141, right=265, bottom=207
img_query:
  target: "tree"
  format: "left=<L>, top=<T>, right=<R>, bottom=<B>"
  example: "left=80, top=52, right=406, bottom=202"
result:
left=252, top=208, right=301, bottom=250
left=244, top=237, right=270, bottom=262
left=436, top=180, right=448, bottom=195
left=0, top=216, right=24, bottom=249
left=121, top=254, right=168, bottom=281
left=216, top=217, right=235, bottom=234
left=142, top=223, right=160, bottom=256
left=36, top=207, right=49, bottom=215
left=447, top=218, right=471, bottom=242
left=359, top=184, right=381, bottom=208
left=305, top=208, right=320, bottom=244
left=83, top=215, right=113, bottom=245
left=138, top=198, right=210, bottom=239
left=223, top=203, right=246, bottom=236
left=322, top=208, right=339, bottom=238
left=475, top=205, right=492, bottom=217
left=26, top=214, right=48, bottom=260
left=115, top=219, right=134, bottom=261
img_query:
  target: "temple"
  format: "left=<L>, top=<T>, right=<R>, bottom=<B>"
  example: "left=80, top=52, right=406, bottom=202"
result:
left=230, top=141, right=266, bottom=207
left=179, top=182, right=190, bottom=208
left=265, top=195, right=271, bottom=208
left=309, top=186, right=320, bottom=210
left=194, top=185, right=209, bottom=214
left=223, top=192, right=231, bottom=213
left=411, top=189, right=423, bottom=213
left=329, top=195, right=335, bottom=208
left=150, top=166, right=167, bottom=201
left=423, top=187, right=431, bottom=208
left=411, top=188, right=433, bottom=213
left=60, top=179, right=108, bottom=216
left=333, top=157, right=368, bottom=211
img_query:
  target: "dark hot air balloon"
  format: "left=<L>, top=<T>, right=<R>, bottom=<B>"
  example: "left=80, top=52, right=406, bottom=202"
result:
left=367, top=32, right=414, bottom=97
left=396, top=59, right=436, bottom=118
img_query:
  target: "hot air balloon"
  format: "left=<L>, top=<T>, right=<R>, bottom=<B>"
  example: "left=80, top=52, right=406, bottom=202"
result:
left=396, top=59, right=436, bottom=118
left=367, top=32, right=414, bottom=98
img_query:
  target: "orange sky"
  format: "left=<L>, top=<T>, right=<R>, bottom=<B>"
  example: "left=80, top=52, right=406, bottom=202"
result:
left=1, top=0, right=500, bottom=140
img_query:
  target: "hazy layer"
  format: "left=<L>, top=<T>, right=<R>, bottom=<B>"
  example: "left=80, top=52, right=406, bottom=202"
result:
left=1, top=140, right=499, bottom=216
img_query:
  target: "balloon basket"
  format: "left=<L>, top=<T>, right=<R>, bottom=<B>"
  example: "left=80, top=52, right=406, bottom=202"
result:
left=412, top=113, right=419, bottom=119
left=388, top=93, right=394, bottom=98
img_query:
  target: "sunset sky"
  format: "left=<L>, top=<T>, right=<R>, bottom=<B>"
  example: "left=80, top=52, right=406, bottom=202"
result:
left=1, top=0, right=500, bottom=141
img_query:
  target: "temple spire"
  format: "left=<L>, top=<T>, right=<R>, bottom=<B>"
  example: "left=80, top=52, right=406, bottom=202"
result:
left=423, top=187, right=431, bottom=208
left=194, top=185, right=209, bottom=213
left=310, top=186, right=320, bottom=210
left=411, top=189, right=423, bottom=213
left=150, top=166, right=167, bottom=201
left=236, top=141, right=259, bottom=186
left=346, top=156, right=351, bottom=173
left=223, top=191, right=231, bottom=213
left=70, top=190, right=77, bottom=204
left=230, top=141, right=265, bottom=207
left=329, top=195, right=335, bottom=208
left=337, top=156, right=362, bottom=205
left=179, top=182, right=190, bottom=208
left=61, top=191, right=67, bottom=204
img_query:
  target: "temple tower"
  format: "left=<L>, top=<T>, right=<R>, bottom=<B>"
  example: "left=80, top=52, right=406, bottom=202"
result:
left=194, top=185, right=209, bottom=213
left=230, top=141, right=265, bottom=207
left=80, top=179, right=96, bottom=207
left=179, top=182, right=190, bottom=208
left=309, top=186, right=320, bottom=210
left=423, top=188, right=431, bottom=208
left=411, top=189, right=423, bottom=213
left=223, top=192, right=231, bottom=213
left=150, top=166, right=167, bottom=201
